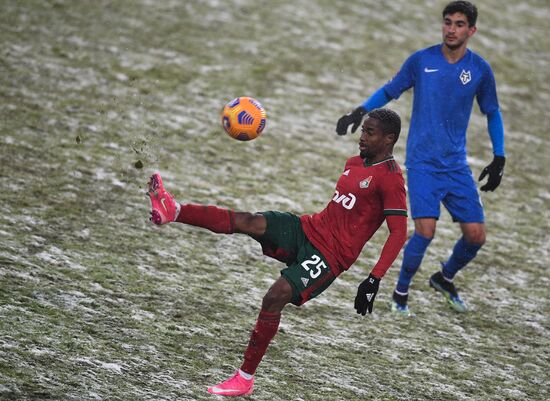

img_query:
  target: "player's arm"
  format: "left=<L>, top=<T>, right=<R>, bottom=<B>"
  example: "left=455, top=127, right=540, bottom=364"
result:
left=479, top=109, right=506, bottom=191
left=354, top=214, right=407, bottom=315
left=335, top=88, right=391, bottom=136
left=370, top=214, right=408, bottom=279
left=476, top=62, right=506, bottom=192
left=336, top=52, right=418, bottom=136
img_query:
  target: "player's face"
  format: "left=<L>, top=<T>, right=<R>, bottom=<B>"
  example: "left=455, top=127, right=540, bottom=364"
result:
left=442, top=12, right=476, bottom=50
left=359, top=117, right=391, bottom=161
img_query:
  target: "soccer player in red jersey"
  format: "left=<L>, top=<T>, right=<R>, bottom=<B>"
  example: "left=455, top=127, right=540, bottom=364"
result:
left=147, top=108, right=407, bottom=397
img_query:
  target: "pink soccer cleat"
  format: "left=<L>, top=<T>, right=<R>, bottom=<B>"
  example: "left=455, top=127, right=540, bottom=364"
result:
left=147, top=173, right=180, bottom=225
left=207, top=371, right=254, bottom=397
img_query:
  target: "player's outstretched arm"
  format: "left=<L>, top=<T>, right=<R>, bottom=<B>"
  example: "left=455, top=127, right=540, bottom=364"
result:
left=336, top=87, right=391, bottom=136
left=370, top=215, right=407, bottom=279
left=354, top=215, right=407, bottom=315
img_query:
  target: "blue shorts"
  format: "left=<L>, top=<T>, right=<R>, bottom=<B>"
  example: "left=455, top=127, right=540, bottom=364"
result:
left=407, top=167, right=484, bottom=223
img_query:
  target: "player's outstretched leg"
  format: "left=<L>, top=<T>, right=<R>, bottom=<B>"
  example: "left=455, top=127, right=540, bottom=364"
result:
left=429, top=269, right=467, bottom=313
left=146, top=173, right=264, bottom=235
left=147, top=173, right=180, bottom=225
left=207, top=370, right=254, bottom=397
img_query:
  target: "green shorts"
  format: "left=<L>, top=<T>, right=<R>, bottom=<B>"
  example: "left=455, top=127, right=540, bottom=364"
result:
left=257, top=211, right=336, bottom=306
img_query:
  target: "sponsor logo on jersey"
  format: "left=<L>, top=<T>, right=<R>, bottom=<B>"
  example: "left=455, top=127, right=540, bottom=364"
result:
left=360, top=176, right=372, bottom=188
left=301, top=277, right=309, bottom=286
left=333, top=190, right=356, bottom=210
left=424, top=67, right=439, bottom=73
left=343, top=169, right=350, bottom=176
left=460, top=69, right=472, bottom=85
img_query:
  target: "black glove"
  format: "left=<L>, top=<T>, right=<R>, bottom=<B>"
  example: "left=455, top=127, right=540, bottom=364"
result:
left=478, top=155, right=505, bottom=192
left=336, top=106, right=367, bottom=136
left=354, top=273, right=380, bottom=315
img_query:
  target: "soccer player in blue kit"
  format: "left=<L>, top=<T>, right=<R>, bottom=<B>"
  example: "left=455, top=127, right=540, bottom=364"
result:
left=336, top=1, right=506, bottom=315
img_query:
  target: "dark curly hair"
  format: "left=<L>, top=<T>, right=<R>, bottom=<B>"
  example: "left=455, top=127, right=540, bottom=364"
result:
left=367, top=108, right=401, bottom=143
left=443, top=1, right=478, bottom=27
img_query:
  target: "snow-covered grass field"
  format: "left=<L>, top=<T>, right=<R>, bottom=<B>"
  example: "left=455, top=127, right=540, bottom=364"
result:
left=1, top=0, right=549, bottom=400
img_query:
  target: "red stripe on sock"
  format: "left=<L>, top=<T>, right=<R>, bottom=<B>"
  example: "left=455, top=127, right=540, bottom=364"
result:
left=240, top=309, right=281, bottom=375
left=175, top=204, right=235, bottom=233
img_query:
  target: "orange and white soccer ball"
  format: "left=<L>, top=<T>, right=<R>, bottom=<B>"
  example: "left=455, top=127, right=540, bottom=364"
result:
left=221, top=96, right=267, bottom=141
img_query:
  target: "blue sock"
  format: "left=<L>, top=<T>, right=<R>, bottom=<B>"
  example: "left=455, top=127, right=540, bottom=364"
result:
left=396, top=232, right=432, bottom=293
left=442, top=237, right=482, bottom=280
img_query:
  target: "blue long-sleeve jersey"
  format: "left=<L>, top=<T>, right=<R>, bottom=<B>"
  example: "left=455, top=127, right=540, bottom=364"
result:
left=363, top=44, right=503, bottom=172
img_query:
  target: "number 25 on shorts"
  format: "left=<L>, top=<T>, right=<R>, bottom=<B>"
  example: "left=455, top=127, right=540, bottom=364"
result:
left=301, top=255, right=328, bottom=279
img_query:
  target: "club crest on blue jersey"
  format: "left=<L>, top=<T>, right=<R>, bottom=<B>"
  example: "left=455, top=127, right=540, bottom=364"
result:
left=360, top=176, right=372, bottom=188
left=460, top=69, right=472, bottom=85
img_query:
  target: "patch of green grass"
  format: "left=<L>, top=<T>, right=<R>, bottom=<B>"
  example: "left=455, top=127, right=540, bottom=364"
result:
left=1, top=0, right=549, bottom=400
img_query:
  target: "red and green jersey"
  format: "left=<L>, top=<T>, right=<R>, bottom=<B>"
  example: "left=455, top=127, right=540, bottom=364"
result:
left=300, top=156, right=407, bottom=276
